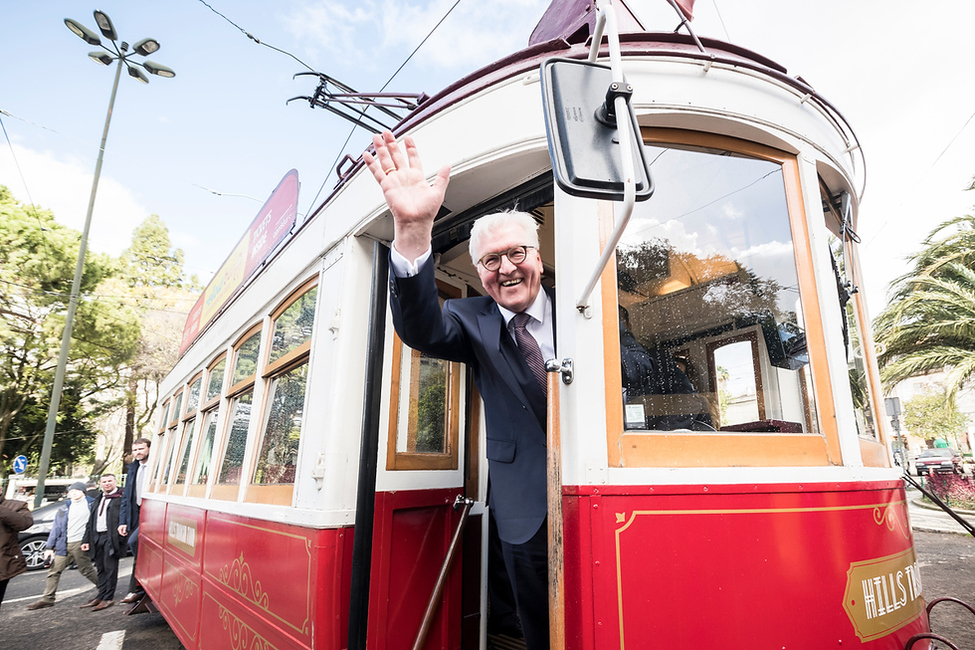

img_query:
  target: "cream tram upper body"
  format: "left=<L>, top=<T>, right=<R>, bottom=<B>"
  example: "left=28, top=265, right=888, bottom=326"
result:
left=153, top=31, right=888, bottom=529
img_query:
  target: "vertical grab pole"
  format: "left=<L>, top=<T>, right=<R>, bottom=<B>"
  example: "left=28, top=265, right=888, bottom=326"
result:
left=547, top=369, right=565, bottom=650
left=576, top=2, right=638, bottom=311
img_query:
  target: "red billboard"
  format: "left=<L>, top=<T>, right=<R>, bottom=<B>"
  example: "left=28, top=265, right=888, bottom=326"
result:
left=179, top=169, right=299, bottom=356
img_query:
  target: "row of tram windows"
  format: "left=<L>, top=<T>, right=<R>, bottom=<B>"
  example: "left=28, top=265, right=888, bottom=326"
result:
left=150, top=279, right=318, bottom=505
left=145, top=131, right=885, bottom=488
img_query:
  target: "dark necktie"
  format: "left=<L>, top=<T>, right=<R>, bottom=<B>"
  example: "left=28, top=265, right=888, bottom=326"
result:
left=512, top=312, right=547, bottom=392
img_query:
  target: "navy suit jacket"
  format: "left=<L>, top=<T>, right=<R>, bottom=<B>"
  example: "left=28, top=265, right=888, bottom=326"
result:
left=119, top=458, right=143, bottom=531
left=389, top=256, right=554, bottom=545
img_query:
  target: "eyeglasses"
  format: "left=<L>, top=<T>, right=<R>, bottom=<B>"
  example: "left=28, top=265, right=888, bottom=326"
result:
left=476, top=245, right=535, bottom=272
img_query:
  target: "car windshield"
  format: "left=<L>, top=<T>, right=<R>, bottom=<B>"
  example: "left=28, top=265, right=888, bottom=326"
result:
left=919, top=449, right=953, bottom=458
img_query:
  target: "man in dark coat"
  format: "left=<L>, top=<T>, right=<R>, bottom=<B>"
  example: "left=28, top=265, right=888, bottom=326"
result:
left=118, top=437, right=150, bottom=603
left=365, top=131, right=553, bottom=650
left=0, top=493, right=33, bottom=610
left=81, top=473, right=124, bottom=611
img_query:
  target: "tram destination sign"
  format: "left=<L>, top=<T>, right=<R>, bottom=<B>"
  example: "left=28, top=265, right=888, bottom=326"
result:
left=180, top=169, right=300, bottom=355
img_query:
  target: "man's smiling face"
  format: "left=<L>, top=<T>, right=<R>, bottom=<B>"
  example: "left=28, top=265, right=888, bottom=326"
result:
left=475, top=223, right=543, bottom=313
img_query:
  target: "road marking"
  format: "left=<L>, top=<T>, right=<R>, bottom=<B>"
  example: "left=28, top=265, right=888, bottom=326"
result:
left=5, top=586, right=85, bottom=604
left=96, top=631, right=126, bottom=650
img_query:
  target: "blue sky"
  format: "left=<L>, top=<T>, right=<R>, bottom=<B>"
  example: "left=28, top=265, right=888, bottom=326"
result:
left=3, top=0, right=975, bottom=320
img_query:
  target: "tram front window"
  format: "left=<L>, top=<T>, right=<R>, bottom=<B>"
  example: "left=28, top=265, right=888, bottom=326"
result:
left=617, top=140, right=819, bottom=434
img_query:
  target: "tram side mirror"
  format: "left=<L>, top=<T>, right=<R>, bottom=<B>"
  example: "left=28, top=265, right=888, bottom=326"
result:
left=540, top=57, right=653, bottom=202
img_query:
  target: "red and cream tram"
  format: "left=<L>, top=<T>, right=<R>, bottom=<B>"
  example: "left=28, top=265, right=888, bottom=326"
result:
left=141, top=1, right=931, bottom=648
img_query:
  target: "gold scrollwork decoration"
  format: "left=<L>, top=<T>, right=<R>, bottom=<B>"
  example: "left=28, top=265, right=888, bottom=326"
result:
left=171, top=573, right=197, bottom=607
left=217, top=604, right=277, bottom=650
left=872, top=503, right=911, bottom=540
left=218, top=553, right=271, bottom=609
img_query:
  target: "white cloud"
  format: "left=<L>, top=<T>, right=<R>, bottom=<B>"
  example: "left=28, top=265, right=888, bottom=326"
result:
left=283, top=0, right=550, bottom=72
left=0, top=144, right=150, bottom=257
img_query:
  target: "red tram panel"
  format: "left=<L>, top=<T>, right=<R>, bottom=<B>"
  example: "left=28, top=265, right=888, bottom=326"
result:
left=139, top=499, right=354, bottom=649
left=563, top=481, right=927, bottom=649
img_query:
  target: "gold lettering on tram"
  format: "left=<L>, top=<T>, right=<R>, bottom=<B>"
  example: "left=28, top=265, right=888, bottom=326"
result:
left=842, top=549, right=925, bottom=642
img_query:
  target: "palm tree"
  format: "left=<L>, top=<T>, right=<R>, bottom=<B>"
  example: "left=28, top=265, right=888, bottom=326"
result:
left=874, top=214, right=975, bottom=397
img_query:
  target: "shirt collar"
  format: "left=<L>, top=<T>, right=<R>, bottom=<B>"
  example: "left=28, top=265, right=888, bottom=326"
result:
left=498, top=288, right=550, bottom=328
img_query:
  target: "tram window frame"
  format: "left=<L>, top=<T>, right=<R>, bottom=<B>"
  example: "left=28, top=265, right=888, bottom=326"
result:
left=245, top=279, right=318, bottom=505
left=187, top=353, right=228, bottom=498
left=227, top=324, right=263, bottom=396
left=603, top=129, right=842, bottom=468
left=211, top=324, right=264, bottom=501
left=706, top=330, right=766, bottom=426
left=150, top=399, right=170, bottom=492
left=386, top=279, right=463, bottom=471
left=185, top=373, right=203, bottom=415
left=820, top=181, right=888, bottom=466
left=204, top=354, right=227, bottom=408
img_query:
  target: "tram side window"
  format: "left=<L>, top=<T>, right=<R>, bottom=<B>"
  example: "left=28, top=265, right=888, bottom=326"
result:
left=216, top=391, right=253, bottom=487
left=151, top=400, right=170, bottom=491
left=191, top=408, right=219, bottom=487
left=825, top=207, right=878, bottom=440
left=206, top=357, right=226, bottom=402
left=386, top=280, right=461, bottom=470
left=174, top=416, right=198, bottom=486
left=616, top=140, right=820, bottom=435
left=250, top=282, right=316, bottom=493
left=187, top=355, right=225, bottom=497
left=212, top=325, right=262, bottom=500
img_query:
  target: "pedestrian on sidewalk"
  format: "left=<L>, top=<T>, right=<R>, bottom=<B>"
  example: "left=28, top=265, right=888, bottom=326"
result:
left=0, top=492, right=33, bottom=610
left=26, top=482, right=99, bottom=610
left=81, top=474, right=124, bottom=611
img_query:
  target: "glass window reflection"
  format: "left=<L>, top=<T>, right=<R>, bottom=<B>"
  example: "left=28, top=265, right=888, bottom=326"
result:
left=218, top=391, right=253, bottom=485
left=617, top=143, right=818, bottom=434
left=253, top=363, right=308, bottom=485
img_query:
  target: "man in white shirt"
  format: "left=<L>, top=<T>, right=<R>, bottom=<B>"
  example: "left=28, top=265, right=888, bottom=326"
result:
left=26, top=483, right=98, bottom=609
left=81, top=474, right=124, bottom=611
left=119, top=438, right=150, bottom=604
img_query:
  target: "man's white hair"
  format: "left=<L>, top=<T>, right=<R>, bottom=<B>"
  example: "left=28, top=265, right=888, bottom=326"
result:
left=468, top=210, right=540, bottom=267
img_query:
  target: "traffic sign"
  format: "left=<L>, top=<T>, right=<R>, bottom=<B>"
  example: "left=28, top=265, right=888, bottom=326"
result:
left=13, top=455, right=28, bottom=474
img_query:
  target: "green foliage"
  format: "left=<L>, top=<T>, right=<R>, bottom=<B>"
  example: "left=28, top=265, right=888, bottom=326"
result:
left=875, top=214, right=975, bottom=396
left=416, top=359, right=447, bottom=453
left=0, top=189, right=200, bottom=477
left=902, top=388, right=969, bottom=443
left=120, top=214, right=195, bottom=289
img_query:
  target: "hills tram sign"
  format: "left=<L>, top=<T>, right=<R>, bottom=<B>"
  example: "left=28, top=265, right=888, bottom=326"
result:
left=180, top=169, right=300, bottom=356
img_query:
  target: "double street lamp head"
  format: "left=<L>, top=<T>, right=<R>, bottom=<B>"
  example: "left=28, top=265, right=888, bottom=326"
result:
left=65, top=10, right=175, bottom=82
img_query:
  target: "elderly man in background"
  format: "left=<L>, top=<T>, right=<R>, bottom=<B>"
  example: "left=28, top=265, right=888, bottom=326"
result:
left=26, top=482, right=99, bottom=610
left=0, top=492, right=33, bottom=610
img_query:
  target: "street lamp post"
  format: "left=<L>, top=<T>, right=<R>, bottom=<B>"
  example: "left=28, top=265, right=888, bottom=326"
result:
left=34, top=11, right=175, bottom=508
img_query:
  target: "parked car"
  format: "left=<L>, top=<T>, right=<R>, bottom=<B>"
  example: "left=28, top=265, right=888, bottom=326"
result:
left=915, top=448, right=964, bottom=476
left=17, top=498, right=65, bottom=571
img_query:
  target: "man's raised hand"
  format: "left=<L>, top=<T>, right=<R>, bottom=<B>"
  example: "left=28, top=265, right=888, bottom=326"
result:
left=363, top=130, right=450, bottom=262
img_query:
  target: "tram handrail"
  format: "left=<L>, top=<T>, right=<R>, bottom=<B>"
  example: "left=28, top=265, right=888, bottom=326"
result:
left=411, top=495, right=474, bottom=650
left=901, top=472, right=975, bottom=537
left=575, top=3, right=637, bottom=313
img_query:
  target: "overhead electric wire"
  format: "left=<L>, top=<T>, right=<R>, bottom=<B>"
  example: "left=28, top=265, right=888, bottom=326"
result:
left=0, top=111, right=48, bottom=232
left=304, top=0, right=466, bottom=216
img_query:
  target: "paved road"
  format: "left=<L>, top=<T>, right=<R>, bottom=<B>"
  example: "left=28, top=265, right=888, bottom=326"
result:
left=1, top=492, right=971, bottom=649
left=0, top=556, right=181, bottom=648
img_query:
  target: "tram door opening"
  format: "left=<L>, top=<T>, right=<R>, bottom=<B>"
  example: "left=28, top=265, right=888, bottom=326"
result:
left=367, top=189, right=556, bottom=650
